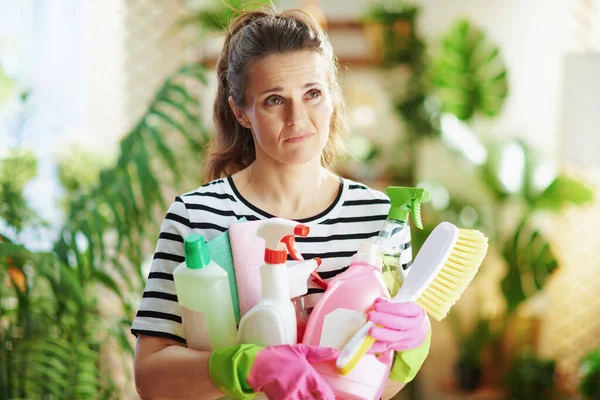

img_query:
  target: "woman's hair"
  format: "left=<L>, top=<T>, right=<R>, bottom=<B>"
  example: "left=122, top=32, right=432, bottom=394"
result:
left=205, top=7, right=348, bottom=181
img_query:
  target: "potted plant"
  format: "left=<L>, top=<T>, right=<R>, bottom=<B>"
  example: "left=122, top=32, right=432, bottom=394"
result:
left=448, top=309, right=493, bottom=391
left=579, top=348, right=600, bottom=400
left=505, top=349, right=555, bottom=400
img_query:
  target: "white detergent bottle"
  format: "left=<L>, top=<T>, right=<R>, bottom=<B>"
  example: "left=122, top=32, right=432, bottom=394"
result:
left=237, top=218, right=314, bottom=347
left=173, top=233, right=237, bottom=351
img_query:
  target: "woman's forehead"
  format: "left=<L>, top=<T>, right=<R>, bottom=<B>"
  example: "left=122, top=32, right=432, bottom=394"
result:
left=247, top=51, right=328, bottom=92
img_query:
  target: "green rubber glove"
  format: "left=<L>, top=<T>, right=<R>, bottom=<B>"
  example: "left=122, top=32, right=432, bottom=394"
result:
left=209, top=343, right=339, bottom=399
left=388, top=328, right=432, bottom=383
left=209, top=344, right=262, bottom=399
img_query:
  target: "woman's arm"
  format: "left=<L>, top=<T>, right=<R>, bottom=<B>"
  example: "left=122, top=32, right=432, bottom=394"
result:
left=382, top=380, right=406, bottom=400
left=134, top=335, right=224, bottom=400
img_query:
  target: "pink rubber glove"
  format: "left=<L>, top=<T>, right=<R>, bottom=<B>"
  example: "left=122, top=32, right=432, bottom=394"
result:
left=247, top=344, right=339, bottom=400
left=367, top=297, right=430, bottom=354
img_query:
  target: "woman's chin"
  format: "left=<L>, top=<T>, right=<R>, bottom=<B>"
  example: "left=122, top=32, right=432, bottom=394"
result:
left=281, top=149, right=323, bottom=166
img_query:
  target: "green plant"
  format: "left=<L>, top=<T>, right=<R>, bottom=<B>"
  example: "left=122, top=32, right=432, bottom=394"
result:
left=449, top=310, right=491, bottom=367
left=0, top=149, right=40, bottom=234
left=430, top=19, right=508, bottom=120
left=0, top=63, right=211, bottom=398
left=363, top=3, right=595, bottom=395
left=579, top=348, right=600, bottom=399
left=363, top=2, right=423, bottom=69
left=505, top=349, right=555, bottom=400
left=177, top=0, right=274, bottom=36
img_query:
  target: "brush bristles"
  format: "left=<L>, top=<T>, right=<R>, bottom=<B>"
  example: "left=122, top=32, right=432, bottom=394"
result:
left=417, top=228, right=489, bottom=321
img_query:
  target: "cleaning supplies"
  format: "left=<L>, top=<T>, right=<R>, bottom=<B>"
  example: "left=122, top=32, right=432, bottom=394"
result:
left=236, top=218, right=318, bottom=347
left=337, top=222, right=489, bottom=374
left=377, top=187, right=430, bottom=296
left=206, top=226, right=242, bottom=324
left=173, top=233, right=237, bottom=351
left=228, top=220, right=265, bottom=317
left=302, top=241, right=394, bottom=400
left=287, top=257, right=323, bottom=342
left=228, top=219, right=327, bottom=322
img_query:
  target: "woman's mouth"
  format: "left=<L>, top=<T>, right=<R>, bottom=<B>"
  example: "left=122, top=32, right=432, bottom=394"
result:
left=285, top=133, right=314, bottom=143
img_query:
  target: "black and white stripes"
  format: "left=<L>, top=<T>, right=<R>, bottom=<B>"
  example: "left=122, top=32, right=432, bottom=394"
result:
left=131, top=177, right=412, bottom=344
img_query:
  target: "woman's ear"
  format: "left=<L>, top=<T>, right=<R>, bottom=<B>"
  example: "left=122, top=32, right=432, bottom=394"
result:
left=228, top=96, right=251, bottom=128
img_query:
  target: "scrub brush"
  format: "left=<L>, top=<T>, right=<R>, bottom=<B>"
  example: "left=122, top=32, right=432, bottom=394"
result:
left=337, top=222, right=488, bottom=375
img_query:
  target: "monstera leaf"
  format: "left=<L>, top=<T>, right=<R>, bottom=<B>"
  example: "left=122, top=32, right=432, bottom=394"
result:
left=431, top=19, right=508, bottom=121
left=501, top=218, right=558, bottom=313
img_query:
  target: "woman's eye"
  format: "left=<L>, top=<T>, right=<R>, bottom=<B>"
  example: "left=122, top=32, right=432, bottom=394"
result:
left=306, top=89, right=321, bottom=99
left=265, top=96, right=283, bottom=106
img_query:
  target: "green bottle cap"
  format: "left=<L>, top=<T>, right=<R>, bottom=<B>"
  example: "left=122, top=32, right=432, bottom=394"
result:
left=385, top=187, right=431, bottom=229
left=184, top=233, right=210, bottom=269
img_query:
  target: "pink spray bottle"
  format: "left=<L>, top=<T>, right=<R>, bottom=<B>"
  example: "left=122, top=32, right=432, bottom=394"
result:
left=302, top=242, right=394, bottom=400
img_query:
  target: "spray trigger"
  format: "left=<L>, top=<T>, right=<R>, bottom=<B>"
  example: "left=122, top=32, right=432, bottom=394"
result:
left=411, top=199, right=423, bottom=229
left=281, top=235, right=304, bottom=261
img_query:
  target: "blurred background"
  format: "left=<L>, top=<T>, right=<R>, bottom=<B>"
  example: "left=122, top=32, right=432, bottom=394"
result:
left=1, top=0, right=599, bottom=399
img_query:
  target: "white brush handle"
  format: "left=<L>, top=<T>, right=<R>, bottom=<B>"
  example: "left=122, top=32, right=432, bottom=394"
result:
left=336, top=292, right=412, bottom=371
left=336, top=321, right=375, bottom=370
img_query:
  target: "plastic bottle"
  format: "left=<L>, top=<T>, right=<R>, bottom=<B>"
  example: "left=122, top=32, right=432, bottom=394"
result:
left=287, top=257, right=325, bottom=343
left=302, top=242, right=394, bottom=400
left=377, top=187, right=430, bottom=297
left=237, top=218, right=317, bottom=347
left=173, top=233, right=237, bottom=351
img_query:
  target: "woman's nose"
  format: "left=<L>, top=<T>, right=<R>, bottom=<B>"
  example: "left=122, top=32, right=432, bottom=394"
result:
left=286, top=100, right=308, bottom=127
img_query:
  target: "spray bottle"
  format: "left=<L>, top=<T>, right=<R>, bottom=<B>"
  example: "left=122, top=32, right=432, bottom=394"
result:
left=377, top=187, right=430, bottom=296
left=287, top=257, right=325, bottom=342
left=236, top=218, right=320, bottom=347
left=173, top=234, right=237, bottom=350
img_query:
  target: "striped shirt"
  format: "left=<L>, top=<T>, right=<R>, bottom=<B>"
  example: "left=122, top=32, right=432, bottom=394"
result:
left=131, top=176, right=412, bottom=344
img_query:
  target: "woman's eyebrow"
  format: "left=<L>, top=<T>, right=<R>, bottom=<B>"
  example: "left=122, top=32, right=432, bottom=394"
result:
left=259, top=82, right=321, bottom=95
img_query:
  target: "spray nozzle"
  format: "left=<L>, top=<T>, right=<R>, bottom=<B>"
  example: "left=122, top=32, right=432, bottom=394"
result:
left=257, top=218, right=310, bottom=264
left=385, top=187, right=431, bottom=229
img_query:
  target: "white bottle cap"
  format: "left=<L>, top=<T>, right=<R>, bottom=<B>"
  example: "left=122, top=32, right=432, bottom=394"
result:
left=350, top=241, right=383, bottom=270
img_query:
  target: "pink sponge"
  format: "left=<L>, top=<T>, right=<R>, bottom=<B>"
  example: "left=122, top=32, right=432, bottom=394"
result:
left=228, top=220, right=265, bottom=317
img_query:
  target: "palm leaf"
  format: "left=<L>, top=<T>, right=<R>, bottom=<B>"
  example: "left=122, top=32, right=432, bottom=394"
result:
left=1, top=63, right=210, bottom=398
left=145, top=125, right=181, bottom=184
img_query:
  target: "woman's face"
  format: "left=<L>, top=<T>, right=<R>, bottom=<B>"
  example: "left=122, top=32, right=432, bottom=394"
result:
left=232, top=50, right=334, bottom=166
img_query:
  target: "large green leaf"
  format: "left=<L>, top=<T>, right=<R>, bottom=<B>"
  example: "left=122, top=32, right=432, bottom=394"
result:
left=431, top=19, right=508, bottom=120
left=533, top=175, right=595, bottom=211
left=501, top=218, right=558, bottom=313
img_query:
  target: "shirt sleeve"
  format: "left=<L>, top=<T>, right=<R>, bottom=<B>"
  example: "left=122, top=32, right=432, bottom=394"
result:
left=131, top=197, right=192, bottom=343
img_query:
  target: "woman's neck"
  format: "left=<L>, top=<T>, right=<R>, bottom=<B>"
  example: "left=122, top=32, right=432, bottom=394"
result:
left=233, top=159, right=340, bottom=220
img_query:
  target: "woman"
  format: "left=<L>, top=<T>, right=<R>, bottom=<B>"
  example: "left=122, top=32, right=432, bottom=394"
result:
left=133, top=8, right=430, bottom=400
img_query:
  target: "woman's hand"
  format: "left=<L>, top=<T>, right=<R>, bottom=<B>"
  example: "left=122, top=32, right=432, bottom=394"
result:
left=210, top=343, right=338, bottom=400
left=249, top=344, right=338, bottom=399
left=366, top=298, right=429, bottom=354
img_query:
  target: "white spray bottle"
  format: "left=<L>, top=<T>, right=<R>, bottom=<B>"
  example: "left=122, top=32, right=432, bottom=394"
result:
left=236, top=218, right=318, bottom=347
